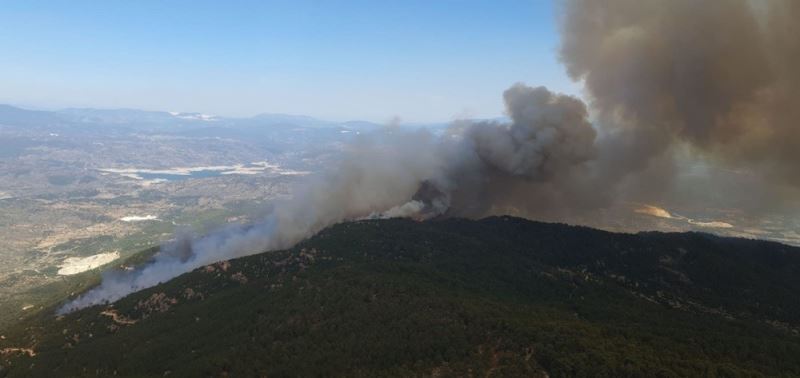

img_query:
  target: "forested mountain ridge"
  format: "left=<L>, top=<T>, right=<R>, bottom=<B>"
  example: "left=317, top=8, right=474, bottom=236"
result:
left=2, top=216, right=799, bottom=377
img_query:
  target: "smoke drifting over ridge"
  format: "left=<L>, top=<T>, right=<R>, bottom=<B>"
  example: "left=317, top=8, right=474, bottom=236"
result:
left=60, top=0, right=800, bottom=312
left=60, top=84, right=598, bottom=312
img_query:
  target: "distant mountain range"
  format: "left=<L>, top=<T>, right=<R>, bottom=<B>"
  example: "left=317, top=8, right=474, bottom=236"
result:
left=2, top=217, right=799, bottom=376
left=0, top=104, right=457, bottom=133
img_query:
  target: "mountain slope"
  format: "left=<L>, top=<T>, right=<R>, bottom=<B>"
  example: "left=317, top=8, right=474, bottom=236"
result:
left=2, top=217, right=800, bottom=377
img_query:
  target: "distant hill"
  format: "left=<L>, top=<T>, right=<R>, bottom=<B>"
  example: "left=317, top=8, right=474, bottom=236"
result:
left=0, top=104, right=475, bottom=136
left=2, top=216, right=799, bottom=377
left=250, top=113, right=338, bottom=128
left=0, top=105, right=63, bottom=127
left=0, top=104, right=385, bottom=132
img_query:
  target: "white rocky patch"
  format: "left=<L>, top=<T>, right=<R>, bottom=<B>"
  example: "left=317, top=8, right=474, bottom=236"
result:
left=57, top=251, right=120, bottom=276
left=99, top=161, right=310, bottom=179
left=120, top=215, right=158, bottom=222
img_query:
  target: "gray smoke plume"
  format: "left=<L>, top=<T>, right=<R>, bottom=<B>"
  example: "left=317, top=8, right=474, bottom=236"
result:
left=60, top=0, right=800, bottom=312
left=59, top=128, right=445, bottom=313
left=560, top=0, right=800, bottom=188
left=440, top=84, right=602, bottom=218
left=59, top=84, right=597, bottom=312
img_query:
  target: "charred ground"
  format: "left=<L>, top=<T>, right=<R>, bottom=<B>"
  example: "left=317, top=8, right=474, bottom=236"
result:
left=2, top=216, right=800, bottom=377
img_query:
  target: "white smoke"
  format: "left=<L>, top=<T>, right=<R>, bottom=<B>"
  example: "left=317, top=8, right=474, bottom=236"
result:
left=59, top=127, right=446, bottom=313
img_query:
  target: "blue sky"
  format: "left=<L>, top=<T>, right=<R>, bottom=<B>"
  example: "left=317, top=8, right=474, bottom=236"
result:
left=0, top=0, right=578, bottom=122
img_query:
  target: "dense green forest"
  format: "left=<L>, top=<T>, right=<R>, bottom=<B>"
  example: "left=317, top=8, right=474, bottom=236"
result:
left=2, top=216, right=799, bottom=377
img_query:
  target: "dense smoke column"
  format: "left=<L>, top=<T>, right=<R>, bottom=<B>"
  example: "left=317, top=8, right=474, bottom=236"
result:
left=441, top=84, right=602, bottom=219
left=559, top=0, right=800, bottom=188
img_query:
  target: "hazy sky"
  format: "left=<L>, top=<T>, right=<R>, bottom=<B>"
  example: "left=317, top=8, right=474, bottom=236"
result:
left=0, top=0, right=578, bottom=122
